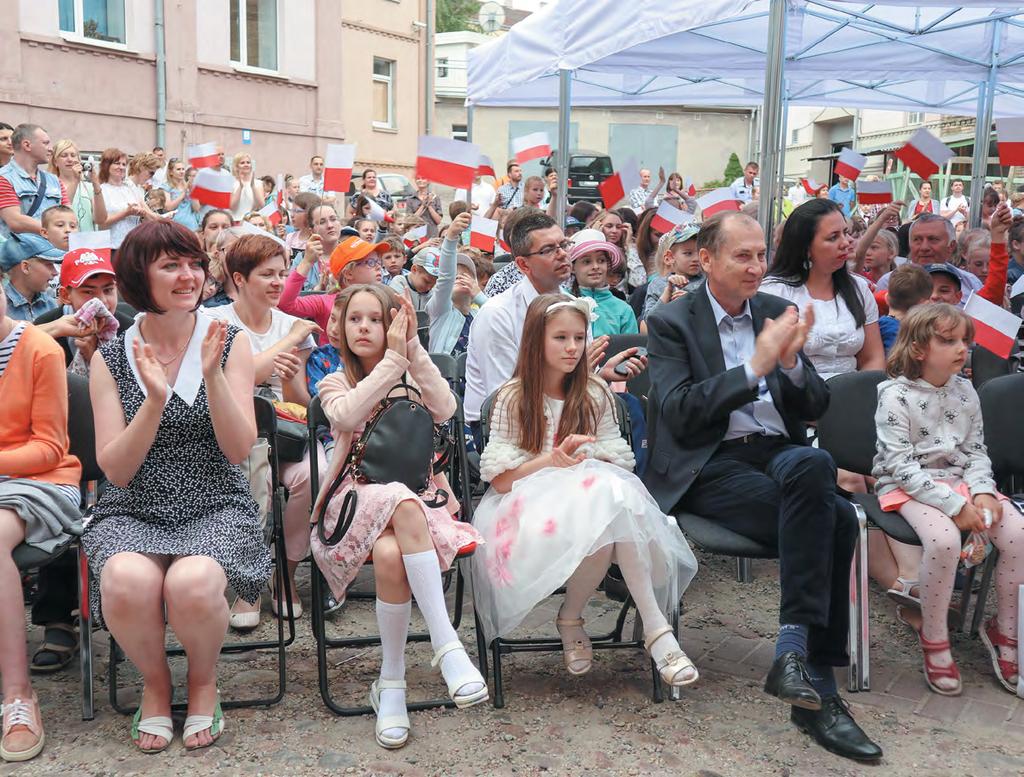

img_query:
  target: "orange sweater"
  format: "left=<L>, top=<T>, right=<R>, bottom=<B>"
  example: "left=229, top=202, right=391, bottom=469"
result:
left=0, top=323, right=81, bottom=485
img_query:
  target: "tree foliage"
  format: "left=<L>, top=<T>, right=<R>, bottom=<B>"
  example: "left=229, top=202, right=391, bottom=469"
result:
left=723, top=152, right=744, bottom=183
left=436, top=0, right=482, bottom=33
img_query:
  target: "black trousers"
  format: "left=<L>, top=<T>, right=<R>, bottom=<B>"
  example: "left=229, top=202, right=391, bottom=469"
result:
left=31, top=552, right=78, bottom=626
left=680, top=435, right=857, bottom=667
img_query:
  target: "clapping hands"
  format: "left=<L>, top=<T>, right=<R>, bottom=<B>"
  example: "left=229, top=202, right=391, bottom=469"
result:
left=750, top=304, right=815, bottom=377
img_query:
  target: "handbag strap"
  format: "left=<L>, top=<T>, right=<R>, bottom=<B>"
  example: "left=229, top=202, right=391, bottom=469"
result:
left=25, top=173, right=49, bottom=219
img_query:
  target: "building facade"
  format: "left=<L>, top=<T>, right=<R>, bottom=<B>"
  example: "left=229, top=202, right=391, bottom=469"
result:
left=0, top=0, right=429, bottom=177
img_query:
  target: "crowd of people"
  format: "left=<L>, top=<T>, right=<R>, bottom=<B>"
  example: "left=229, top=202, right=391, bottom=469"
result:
left=1, top=120, right=1023, bottom=765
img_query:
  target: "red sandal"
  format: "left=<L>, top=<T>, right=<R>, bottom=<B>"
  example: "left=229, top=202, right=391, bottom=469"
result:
left=916, top=632, right=962, bottom=696
left=980, top=617, right=1019, bottom=694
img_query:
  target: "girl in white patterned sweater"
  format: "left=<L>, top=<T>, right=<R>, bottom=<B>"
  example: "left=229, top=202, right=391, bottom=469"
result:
left=872, top=303, right=1022, bottom=696
left=470, top=293, right=699, bottom=687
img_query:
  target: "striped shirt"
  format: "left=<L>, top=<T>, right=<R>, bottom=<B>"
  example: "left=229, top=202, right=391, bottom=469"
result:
left=0, top=322, right=26, bottom=377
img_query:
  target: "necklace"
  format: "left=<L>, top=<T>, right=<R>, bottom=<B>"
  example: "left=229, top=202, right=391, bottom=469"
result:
left=140, top=319, right=192, bottom=367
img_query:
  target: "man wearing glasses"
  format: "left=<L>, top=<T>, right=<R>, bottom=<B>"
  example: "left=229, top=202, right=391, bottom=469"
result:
left=464, top=212, right=646, bottom=438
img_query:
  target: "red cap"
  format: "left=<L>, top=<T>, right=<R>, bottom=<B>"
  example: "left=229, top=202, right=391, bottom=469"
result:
left=60, top=247, right=115, bottom=288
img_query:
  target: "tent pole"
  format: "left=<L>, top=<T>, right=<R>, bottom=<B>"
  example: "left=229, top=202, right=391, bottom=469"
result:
left=466, top=105, right=474, bottom=144
left=969, top=18, right=1001, bottom=227
left=556, top=68, right=572, bottom=228
left=757, top=0, right=787, bottom=255
left=776, top=93, right=789, bottom=223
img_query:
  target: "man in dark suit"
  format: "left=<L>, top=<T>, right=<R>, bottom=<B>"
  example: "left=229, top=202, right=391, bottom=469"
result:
left=644, top=212, right=881, bottom=763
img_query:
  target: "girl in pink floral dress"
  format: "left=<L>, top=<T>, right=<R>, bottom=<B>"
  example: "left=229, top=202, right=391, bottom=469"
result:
left=309, top=284, right=485, bottom=749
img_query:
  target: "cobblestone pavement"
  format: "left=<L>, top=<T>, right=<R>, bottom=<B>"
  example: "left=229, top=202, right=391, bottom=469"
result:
left=7, top=550, right=1024, bottom=777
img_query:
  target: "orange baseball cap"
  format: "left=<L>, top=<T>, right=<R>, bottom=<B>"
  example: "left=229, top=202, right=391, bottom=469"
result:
left=329, top=235, right=389, bottom=278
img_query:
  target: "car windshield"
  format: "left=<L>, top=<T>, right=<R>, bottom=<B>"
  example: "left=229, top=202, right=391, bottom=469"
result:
left=569, top=156, right=613, bottom=175
left=378, top=174, right=413, bottom=195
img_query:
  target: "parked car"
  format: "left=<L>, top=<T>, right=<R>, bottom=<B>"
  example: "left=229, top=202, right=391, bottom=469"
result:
left=541, top=149, right=614, bottom=205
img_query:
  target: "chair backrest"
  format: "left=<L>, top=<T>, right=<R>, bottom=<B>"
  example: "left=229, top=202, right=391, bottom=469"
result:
left=971, top=343, right=1014, bottom=391
left=66, top=373, right=102, bottom=483
left=979, top=373, right=1024, bottom=487
left=455, top=350, right=468, bottom=382
left=253, top=395, right=282, bottom=490
left=816, top=370, right=887, bottom=476
left=416, top=310, right=430, bottom=349
left=601, top=333, right=650, bottom=400
left=429, top=352, right=458, bottom=384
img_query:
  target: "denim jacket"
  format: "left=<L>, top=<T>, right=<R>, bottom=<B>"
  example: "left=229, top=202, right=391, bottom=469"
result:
left=0, top=160, right=63, bottom=240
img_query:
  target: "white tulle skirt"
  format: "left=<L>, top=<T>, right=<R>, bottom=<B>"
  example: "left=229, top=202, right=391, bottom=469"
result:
left=469, top=459, right=698, bottom=643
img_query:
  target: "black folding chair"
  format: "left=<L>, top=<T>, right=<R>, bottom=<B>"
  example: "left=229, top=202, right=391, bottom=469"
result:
left=971, top=343, right=1016, bottom=390
left=307, top=389, right=479, bottom=715
left=474, top=390, right=674, bottom=708
left=97, top=396, right=294, bottom=715
left=416, top=310, right=430, bottom=350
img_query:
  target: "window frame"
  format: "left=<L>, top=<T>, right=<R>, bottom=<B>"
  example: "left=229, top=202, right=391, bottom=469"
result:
left=230, top=0, right=281, bottom=75
left=907, top=111, right=924, bottom=125
left=58, top=0, right=130, bottom=51
left=372, top=57, right=397, bottom=130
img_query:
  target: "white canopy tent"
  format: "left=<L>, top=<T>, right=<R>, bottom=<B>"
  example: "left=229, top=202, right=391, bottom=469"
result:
left=467, top=0, right=1024, bottom=234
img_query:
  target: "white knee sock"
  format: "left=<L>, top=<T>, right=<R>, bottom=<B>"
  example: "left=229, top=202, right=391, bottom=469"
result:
left=615, top=542, right=684, bottom=668
left=375, top=599, right=410, bottom=738
left=402, top=550, right=483, bottom=697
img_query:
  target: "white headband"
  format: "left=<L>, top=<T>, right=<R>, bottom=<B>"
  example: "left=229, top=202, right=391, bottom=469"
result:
left=545, top=296, right=598, bottom=323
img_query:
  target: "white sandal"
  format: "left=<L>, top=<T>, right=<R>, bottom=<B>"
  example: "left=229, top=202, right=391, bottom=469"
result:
left=886, top=577, right=921, bottom=609
left=369, top=679, right=410, bottom=749
left=431, top=641, right=488, bottom=709
left=645, top=626, right=699, bottom=688
left=130, top=707, right=172, bottom=754
left=183, top=698, right=225, bottom=751
left=555, top=617, right=593, bottom=675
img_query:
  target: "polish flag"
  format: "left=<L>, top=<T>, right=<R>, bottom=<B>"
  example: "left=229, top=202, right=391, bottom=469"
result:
left=894, top=129, right=953, bottom=180
left=239, top=221, right=288, bottom=252
left=801, top=178, right=822, bottom=195
left=477, top=155, right=496, bottom=178
left=68, top=230, right=113, bottom=262
left=470, top=215, right=499, bottom=252
left=324, top=144, right=355, bottom=194
left=1011, top=273, right=1024, bottom=299
left=683, top=176, right=697, bottom=197
left=512, top=132, right=551, bottom=164
left=697, top=188, right=741, bottom=217
left=651, top=201, right=691, bottom=233
left=274, top=173, right=285, bottom=208
left=187, top=142, right=219, bottom=169
left=496, top=234, right=511, bottom=255
left=403, top=225, right=428, bottom=249
left=192, top=168, right=233, bottom=209
left=834, top=148, right=867, bottom=181
left=995, top=117, right=1024, bottom=166
left=257, top=199, right=282, bottom=226
left=857, top=180, right=893, bottom=205
left=365, top=198, right=387, bottom=223
left=415, top=136, right=481, bottom=190
left=965, top=292, right=1023, bottom=359
left=598, top=159, right=641, bottom=209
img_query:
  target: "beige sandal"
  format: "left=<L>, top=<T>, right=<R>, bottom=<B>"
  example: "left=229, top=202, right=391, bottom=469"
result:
left=1, top=693, right=45, bottom=763
left=555, top=617, right=593, bottom=676
left=645, top=626, right=699, bottom=688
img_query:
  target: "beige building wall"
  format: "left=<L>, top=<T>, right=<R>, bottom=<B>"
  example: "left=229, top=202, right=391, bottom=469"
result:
left=0, top=0, right=427, bottom=181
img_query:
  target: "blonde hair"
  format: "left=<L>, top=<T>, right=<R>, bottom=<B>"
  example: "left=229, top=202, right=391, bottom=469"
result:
left=128, top=152, right=161, bottom=177
left=232, top=152, right=253, bottom=176
left=886, top=303, right=974, bottom=379
left=47, top=139, right=79, bottom=175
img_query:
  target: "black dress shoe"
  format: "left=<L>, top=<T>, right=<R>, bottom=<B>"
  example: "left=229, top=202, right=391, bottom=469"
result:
left=763, top=651, right=821, bottom=710
left=791, top=695, right=883, bottom=763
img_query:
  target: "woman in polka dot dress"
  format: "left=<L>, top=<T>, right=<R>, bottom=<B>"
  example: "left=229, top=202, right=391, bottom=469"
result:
left=872, top=303, right=1023, bottom=697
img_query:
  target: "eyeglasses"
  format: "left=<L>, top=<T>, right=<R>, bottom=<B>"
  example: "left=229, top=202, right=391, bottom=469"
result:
left=353, top=257, right=381, bottom=269
left=522, top=240, right=573, bottom=259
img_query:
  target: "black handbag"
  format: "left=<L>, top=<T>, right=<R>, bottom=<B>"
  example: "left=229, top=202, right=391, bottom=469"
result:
left=256, top=385, right=309, bottom=463
left=315, top=379, right=453, bottom=546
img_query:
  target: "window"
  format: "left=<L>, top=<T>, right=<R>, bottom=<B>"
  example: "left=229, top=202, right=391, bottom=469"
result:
left=791, top=128, right=800, bottom=144
left=451, top=123, right=468, bottom=141
left=907, top=112, right=924, bottom=125
left=437, top=57, right=449, bottom=78
left=373, top=58, right=396, bottom=129
left=230, top=0, right=278, bottom=71
left=58, top=0, right=126, bottom=45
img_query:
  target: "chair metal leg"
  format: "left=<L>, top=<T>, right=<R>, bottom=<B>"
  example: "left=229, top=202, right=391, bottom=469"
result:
left=78, top=546, right=94, bottom=721
left=953, top=564, right=977, bottom=633
left=735, top=557, right=752, bottom=583
left=847, top=504, right=870, bottom=692
left=969, top=548, right=999, bottom=637
left=491, top=636, right=505, bottom=709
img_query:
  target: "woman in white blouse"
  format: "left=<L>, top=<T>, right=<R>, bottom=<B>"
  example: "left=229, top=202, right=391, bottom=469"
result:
left=229, top=153, right=265, bottom=224
left=99, top=149, right=162, bottom=249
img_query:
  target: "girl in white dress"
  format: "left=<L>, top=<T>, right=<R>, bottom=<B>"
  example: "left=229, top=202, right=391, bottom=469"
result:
left=471, top=293, right=699, bottom=687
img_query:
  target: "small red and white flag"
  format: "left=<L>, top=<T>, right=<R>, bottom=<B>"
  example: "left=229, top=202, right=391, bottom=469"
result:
left=801, top=178, right=822, bottom=195
left=834, top=148, right=867, bottom=181
left=1011, top=274, right=1024, bottom=299
left=965, top=292, right=1023, bottom=359
left=403, top=225, right=428, bottom=249
left=995, top=117, right=1024, bottom=166
left=857, top=180, right=893, bottom=205
left=470, top=215, right=499, bottom=252
left=496, top=234, right=511, bottom=255
left=651, top=201, right=691, bottom=233
left=274, top=173, right=285, bottom=208
left=364, top=198, right=387, bottom=223
left=257, top=199, right=282, bottom=227
left=324, top=144, right=355, bottom=194
left=894, top=129, right=953, bottom=181
left=192, top=168, right=233, bottom=209
left=511, top=132, right=551, bottom=164
left=187, top=142, right=219, bottom=170
left=416, top=136, right=481, bottom=190
left=697, top=188, right=741, bottom=218
left=683, top=176, right=697, bottom=197
left=68, top=230, right=112, bottom=261
left=238, top=221, right=288, bottom=251
left=598, top=159, right=641, bottom=210
left=477, top=155, right=496, bottom=178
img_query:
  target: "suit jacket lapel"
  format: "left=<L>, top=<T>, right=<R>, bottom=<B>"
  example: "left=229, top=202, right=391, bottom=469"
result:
left=693, top=285, right=726, bottom=376
left=750, top=294, right=784, bottom=407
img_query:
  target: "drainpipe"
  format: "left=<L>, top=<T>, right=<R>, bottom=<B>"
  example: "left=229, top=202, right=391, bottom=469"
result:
left=425, top=0, right=435, bottom=136
left=154, top=0, right=167, bottom=148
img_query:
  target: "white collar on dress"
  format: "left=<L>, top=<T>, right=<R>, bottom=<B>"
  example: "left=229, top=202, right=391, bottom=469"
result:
left=124, top=310, right=212, bottom=406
